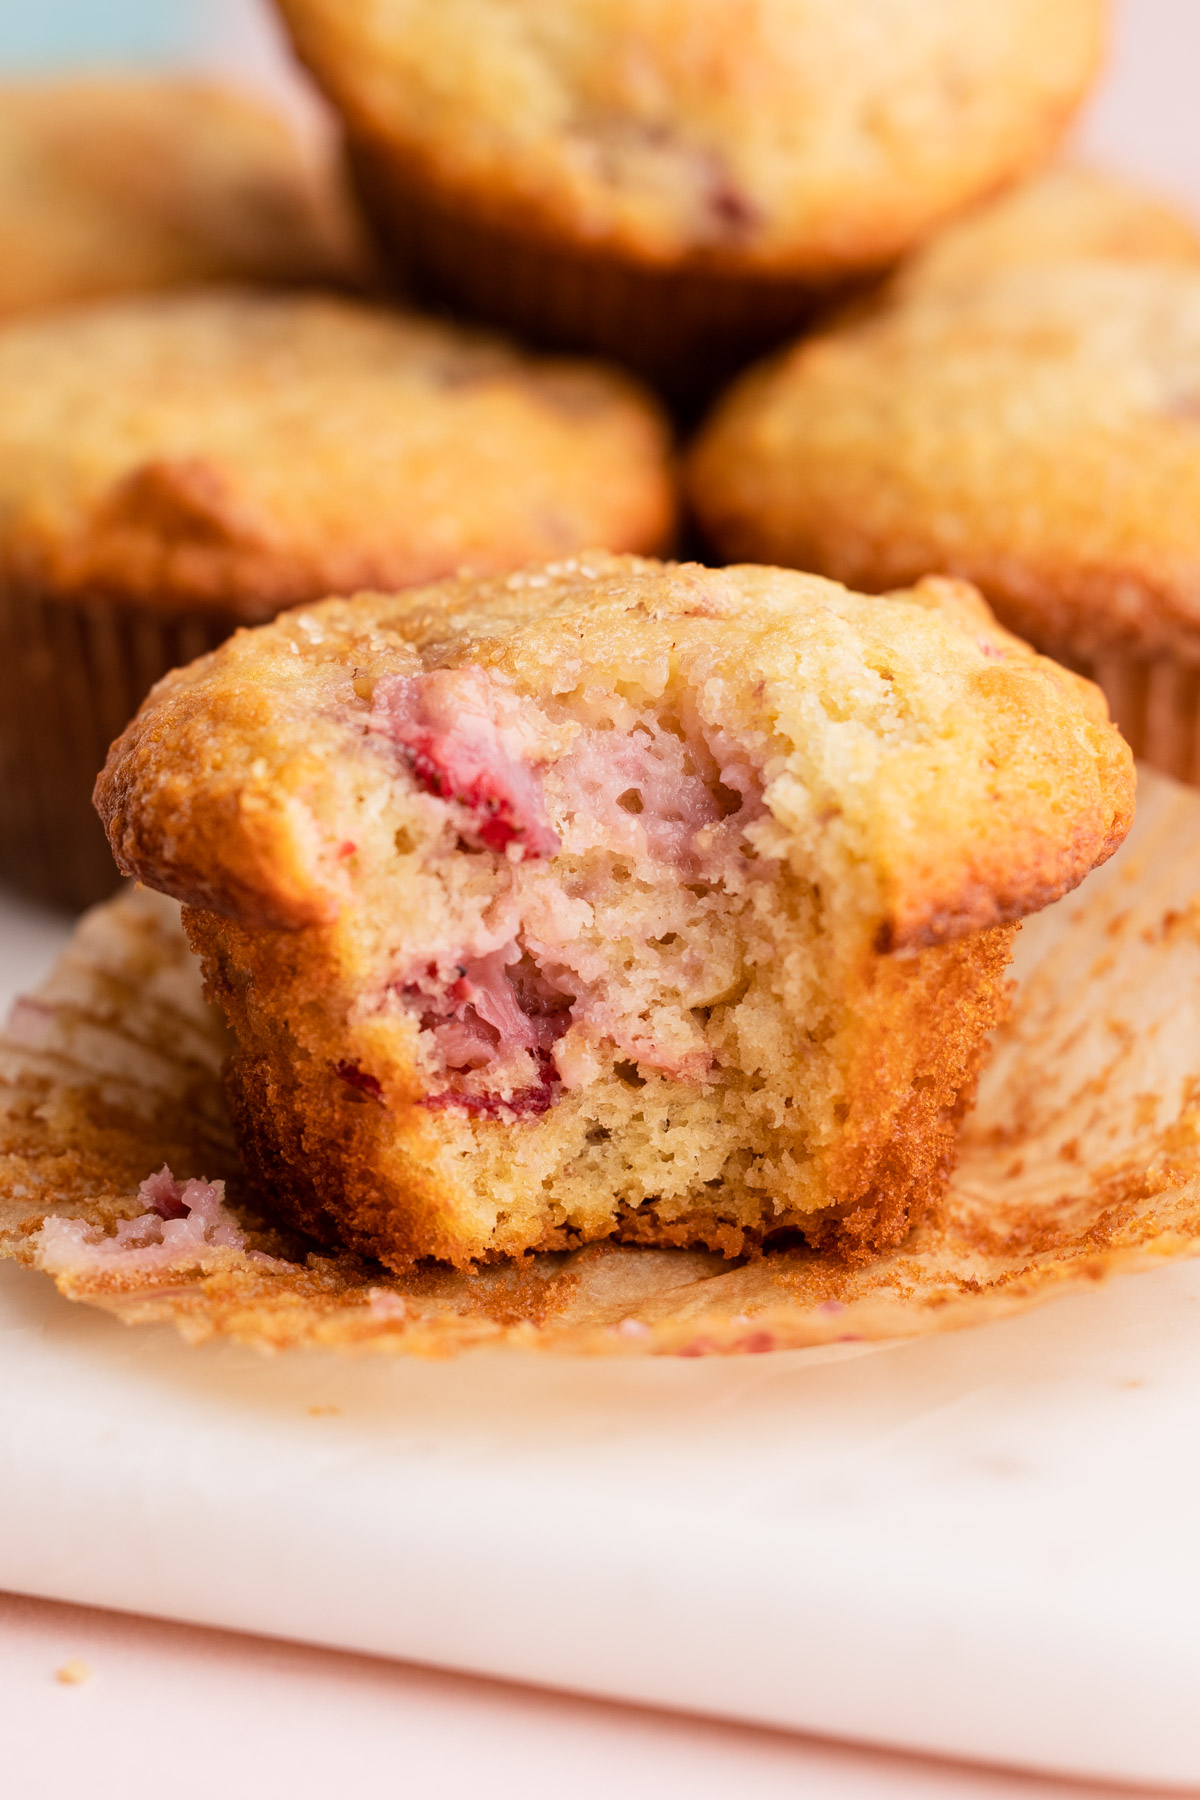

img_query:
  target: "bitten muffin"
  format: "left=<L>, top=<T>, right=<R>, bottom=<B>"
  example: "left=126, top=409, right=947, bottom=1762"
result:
left=0, top=289, right=675, bottom=910
left=689, top=220, right=1200, bottom=784
left=0, top=74, right=366, bottom=319
left=274, top=0, right=1106, bottom=399
left=96, top=554, right=1133, bottom=1271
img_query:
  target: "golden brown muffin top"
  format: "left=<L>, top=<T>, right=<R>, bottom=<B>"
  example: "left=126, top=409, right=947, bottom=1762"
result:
left=894, top=164, right=1200, bottom=296
left=276, top=0, right=1105, bottom=279
left=0, top=289, right=676, bottom=617
left=0, top=74, right=366, bottom=319
left=96, top=554, right=1133, bottom=953
left=689, top=256, right=1200, bottom=661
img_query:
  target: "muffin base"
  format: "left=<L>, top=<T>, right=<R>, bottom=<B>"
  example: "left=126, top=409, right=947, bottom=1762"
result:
left=0, top=581, right=236, bottom=911
left=347, top=135, right=853, bottom=411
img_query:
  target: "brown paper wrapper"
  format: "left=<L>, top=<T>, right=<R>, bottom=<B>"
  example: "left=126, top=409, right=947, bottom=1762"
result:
left=2, top=762, right=1200, bottom=1358
left=348, top=137, right=845, bottom=410
left=0, top=580, right=239, bottom=912
left=1078, top=652, right=1200, bottom=788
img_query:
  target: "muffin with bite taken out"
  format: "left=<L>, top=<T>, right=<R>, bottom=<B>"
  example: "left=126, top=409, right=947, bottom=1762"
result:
left=96, top=554, right=1133, bottom=1270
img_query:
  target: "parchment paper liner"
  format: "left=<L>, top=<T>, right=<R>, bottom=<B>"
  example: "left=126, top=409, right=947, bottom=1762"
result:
left=1078, top=650, right=1200, bottom=789
left=3, top=763, right=1200, bottom=1358
left=0, top=580, right=239, bottom=910
left=347, top=139, right=844, bottom=410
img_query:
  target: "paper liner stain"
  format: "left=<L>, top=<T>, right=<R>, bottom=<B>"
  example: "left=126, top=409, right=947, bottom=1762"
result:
left=3, top=765, right=1200, bottom=1358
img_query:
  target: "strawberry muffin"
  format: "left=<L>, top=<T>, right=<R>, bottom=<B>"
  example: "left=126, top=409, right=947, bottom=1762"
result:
left=689, top=227, right=1200, bottom=784
left=0, top=74, right=366, bottom=319
left=274, top=0, right=1106, bottom=399
left=0, top=289, right=675, bottom=908
left=96, top=554, right=1133, bottom=1269
left=893, top=164, right=1200, bottom=297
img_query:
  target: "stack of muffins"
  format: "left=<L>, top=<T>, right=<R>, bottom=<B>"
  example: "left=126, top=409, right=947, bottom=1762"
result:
left=4, top=0, right=1185, bottom=1273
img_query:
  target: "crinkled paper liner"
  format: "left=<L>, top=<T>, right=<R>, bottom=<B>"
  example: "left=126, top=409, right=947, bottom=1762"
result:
left=0, top=580, right=239, bottom=911
left=3, top=764, right=1200, bottom=1358
left=347, top=137, right=844, bottom=410
left=1082, top=651, right=1200, bottom=788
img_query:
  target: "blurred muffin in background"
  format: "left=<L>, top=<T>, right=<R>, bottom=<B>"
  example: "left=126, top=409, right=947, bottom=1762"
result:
left=688, top=168, right=1200, bottom=786
left=0, top=287, right=676, bottom=909
left=891, top=164, right=1200, bottom=297
left=273, top=0, right=1107, bottom=403
left=0, top=74, right=368, bottom=318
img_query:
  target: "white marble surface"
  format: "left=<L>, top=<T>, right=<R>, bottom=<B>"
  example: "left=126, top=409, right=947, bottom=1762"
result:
left=0, top=1588, right=1145, bottom=1800
left=4, top=1232, right=1200, bottom=1793
left=3, top=3, right=1200, bottom=1796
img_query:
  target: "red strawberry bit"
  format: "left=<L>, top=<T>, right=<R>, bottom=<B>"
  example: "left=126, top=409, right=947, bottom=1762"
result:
left=402, top=946, right=571, bottom=1079
left=138, top=1165, right=193, bottom=1221
left=34, top=1165, right=251, bottom=1278
left=404, top=954, right=567, bottom=1117
left=421, top=1064, right=559, bottom=1120
left=335, top=1059, right=385, bottom=1102
left=370, top=668, right=559, bottom=860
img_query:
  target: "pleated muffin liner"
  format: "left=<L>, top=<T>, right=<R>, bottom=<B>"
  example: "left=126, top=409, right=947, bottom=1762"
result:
left=3, top=763, right=1200, bottom=1358
left=347, top=135, right=845, bottom=411
left=1079, top=651, right=1200, bottom=788
left=0, top=580, right=238, bottom=912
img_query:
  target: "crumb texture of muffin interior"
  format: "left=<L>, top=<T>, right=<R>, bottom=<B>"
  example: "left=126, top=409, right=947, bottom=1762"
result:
left=0, top=74, right=364, bottom=318
left=96, top=557, right=1134, bottom=1271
